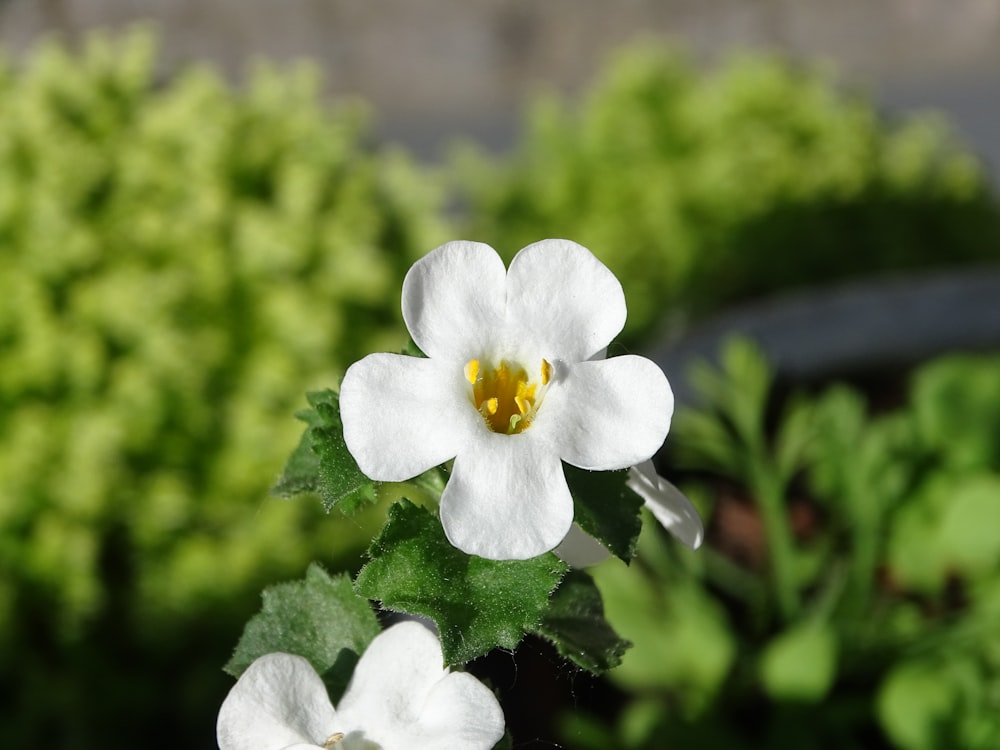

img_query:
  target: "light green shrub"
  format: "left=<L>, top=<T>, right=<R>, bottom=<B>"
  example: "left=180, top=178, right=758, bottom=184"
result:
left=0, top=29, right=446, bottom=745
left=456, top=44, right=1000, bottom=343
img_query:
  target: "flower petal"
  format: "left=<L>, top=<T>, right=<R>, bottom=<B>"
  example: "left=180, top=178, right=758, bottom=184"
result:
left=628, top=461, right=705, bottom=550
left=441, top=432, right=574, bottom=560
left=336, top=621, right=504, bottom=750
left=546, top=356, right=673, bottom=471
left=340, top=353, right=477, bottom=481
left=554, top=523, right=611, bottom=568
left=409, top=671, right=507, bottom=750
left=401, top=240, right=506, bottom=361
left=217, top=653, right=336, bottom=750
left=505, top=239, right=626, bottom=363
left=335, top=622, right=445, bottom=733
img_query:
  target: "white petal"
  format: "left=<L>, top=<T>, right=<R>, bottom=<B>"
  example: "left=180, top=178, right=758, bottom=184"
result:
left=408, top=671, right=507, bottom=750
left=554, top=523, right=611, bottom=568
left=336, top=622, right=504, bottom=750
left=505, top=239, right=627, bottom=363
left=401, top=240, right=506, bottom=361
left=216, top=653, right=336, bottom=750
left=627, top=461, right=705, bottom=550
left=440, top=432, right=574, bottom=560
left=335, top=622, right=444, bottom=734
left=547, top=356, right=673, bottom=471
left=340, top=353, right=477, bottom=482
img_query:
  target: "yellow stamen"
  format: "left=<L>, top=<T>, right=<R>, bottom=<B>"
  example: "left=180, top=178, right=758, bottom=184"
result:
left=464, top=359, right=480, bottom=385
left=324, top=733, right=345, bottom=749
left=466, top=358, right=552, bottom=434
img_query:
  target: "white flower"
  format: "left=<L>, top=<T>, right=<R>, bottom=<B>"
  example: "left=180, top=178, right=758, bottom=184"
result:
left=216, top=621, right=505, bottom=750
left=340, top=239, right=674, bottom=560
left=554, top=461, right=704, bottom=567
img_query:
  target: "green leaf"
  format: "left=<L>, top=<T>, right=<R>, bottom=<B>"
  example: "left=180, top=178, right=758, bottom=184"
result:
left=403, top=338, right=427, bottom=358
left=773, top=395, right=815, bottom=485
left=807, top=386, right=868, bottom=501
left=672, top=408, right=745, bottom=476
left=718, top=337, right=772, bottom=445
left=887, top=478, right=951, bottom=593
left=594, top=563, right=735, bottom=714
left=912, top=354, right=1000, bottom=472
left=565, top=465, right=643, bottom=562
left=889, top=474, right=1000, bottom=592
left=938, top=475, right=1000, bottom=577
left=759, top=622, right=838, bottom=702
left=354, top=500, right=567, bottom=665
left=224, top=564, right=381, bottom=703
left=877, top=658, right=956, bottom=750
left=533, top=569, right=631, bottom=673
left=270, top=411, right=323, bottom=498
left=272, top=389, right=375, bottom=513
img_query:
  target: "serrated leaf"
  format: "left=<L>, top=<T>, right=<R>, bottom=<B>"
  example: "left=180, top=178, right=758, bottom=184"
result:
left=355, top=500, right=567, bottom=665
left=271, top=389, right=375, bottom=513
left=565, top=465, right=643, bottom=562
left=224, top=564, right=381, bottom=702
left=534, top=569, right=630, bottom=673
left=270, top=413, right=322, bottom=498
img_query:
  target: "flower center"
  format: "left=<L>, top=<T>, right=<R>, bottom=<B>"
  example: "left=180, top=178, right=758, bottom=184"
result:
left=465, top=358, right=552, bottom=434
left=324, top=733, right=345, bottom=749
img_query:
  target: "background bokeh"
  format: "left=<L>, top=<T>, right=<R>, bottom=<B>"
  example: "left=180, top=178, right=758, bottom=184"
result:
left=1, top=4, right=999, bottom=748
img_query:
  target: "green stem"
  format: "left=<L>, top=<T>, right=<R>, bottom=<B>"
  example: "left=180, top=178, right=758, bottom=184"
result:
left=848, top=520, right=878, bottom=618
left=750, top=459, right=800, bottom=622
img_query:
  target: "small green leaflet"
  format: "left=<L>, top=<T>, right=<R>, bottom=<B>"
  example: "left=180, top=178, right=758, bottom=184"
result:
left=565, top=465, right=644, bottom=563
left=224, top=564, right=381, bottom=703
left=354, top=500, right=567, bottom=665
left=534, top=569, right=631, bottom=674
left=403, top=338, right=427, bottom=358
left=271, top=389, right=375, bottom=513
left=760, top=622, right=838, bottom=702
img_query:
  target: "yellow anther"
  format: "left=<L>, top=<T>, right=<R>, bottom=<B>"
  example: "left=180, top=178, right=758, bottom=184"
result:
left=465, top=357, right=552, bottom=434
left=515, top=396, right=530, bottom=415
left=324, top=733, right=345, bottom=749
left=464, top=359, right=480, bottom=385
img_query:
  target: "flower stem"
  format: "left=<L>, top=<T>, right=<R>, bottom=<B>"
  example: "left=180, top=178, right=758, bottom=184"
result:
left=750, top=459, right=800, bottom=623
left=845, top=512, right=879, bottom=619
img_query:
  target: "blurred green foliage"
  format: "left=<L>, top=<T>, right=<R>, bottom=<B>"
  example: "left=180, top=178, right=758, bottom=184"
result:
left=455, top=44, right=1000, bottom=343
left=1, top=26, right=999, bottom=750
left=566, top=343, right=1000, bottom=749
left=0, top=29, right=445, bottom=747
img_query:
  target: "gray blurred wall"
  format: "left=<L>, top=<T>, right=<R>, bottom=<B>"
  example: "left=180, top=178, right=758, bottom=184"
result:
left=1, top=0, right=998, bottom=169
